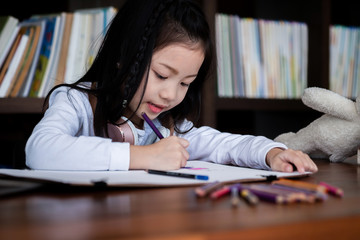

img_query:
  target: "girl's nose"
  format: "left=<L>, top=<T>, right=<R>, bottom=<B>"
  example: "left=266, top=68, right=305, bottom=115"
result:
left=159, top=86, right=177, bottom=101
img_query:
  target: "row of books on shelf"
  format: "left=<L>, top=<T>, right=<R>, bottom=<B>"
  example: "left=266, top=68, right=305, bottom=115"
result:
left=330, top=25, right=360, bottom=99
left=0, top=6, right=117, bottom=98
left=215, top=13, right=308, bottom=99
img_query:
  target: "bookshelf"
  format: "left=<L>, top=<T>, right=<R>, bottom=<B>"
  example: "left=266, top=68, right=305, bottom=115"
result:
left=0, top=0, right=124, bottom=168
left=0, top=0, right=358, bottom=168
left=200, top=0, right=359, bottom=138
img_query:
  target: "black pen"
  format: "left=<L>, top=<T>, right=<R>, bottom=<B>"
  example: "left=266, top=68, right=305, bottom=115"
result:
left=147, top=169, right=209, bottom=181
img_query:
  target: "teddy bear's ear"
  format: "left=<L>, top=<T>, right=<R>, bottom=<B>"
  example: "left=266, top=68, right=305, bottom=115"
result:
left=302, top=87, right=358, bottom=121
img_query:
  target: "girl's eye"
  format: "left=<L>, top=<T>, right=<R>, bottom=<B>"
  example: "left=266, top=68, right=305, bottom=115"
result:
left=181, top=82, right=190, bottom=87
left=155, top=72, right=167, bottom=80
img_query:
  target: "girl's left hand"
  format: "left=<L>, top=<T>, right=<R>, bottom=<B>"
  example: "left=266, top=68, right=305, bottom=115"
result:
left=266, top=148, right=318, bottom=173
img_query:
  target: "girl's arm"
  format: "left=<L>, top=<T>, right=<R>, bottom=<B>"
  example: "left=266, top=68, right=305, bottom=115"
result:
left=178, top=120, right=317, bottom=172
left=177, top=120, right=285, bottom=170
left=25, top=87, right=130, bottom=171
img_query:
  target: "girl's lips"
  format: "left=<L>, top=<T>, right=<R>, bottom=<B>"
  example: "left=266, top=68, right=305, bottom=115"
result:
left=147, top=103, right=164, bottom=114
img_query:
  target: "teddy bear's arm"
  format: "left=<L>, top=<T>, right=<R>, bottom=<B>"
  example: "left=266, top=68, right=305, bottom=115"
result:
left=302, top=87, right=358, bottom=121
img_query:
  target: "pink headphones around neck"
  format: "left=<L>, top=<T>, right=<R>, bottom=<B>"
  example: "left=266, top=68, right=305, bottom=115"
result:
left=107, top=118, right=135, bottom=145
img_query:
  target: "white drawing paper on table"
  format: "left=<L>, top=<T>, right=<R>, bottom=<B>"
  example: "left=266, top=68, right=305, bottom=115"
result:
left=0, top=160, right=311, bottom=187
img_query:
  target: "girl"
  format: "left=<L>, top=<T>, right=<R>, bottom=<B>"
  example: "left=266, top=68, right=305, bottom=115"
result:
left=25, top=0, right=318, bottom=173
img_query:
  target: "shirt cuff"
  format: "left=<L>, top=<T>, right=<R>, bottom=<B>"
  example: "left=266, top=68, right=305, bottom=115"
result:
left=109, top=142, right=130, bottom=170
left=261, top=142, right=288, bottom=170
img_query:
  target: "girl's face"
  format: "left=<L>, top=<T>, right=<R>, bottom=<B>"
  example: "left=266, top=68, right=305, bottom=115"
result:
left=127, top=43, right=205, bottom=127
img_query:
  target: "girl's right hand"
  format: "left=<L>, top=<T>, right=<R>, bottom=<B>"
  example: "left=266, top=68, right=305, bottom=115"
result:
left=129, top=136, right=189, bottom=170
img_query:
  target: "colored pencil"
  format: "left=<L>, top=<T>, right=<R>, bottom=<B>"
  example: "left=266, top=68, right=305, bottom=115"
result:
left=319, top=181, right=344, bottom=197
left=230, top=186, right=241, bottom=207
left=195, top=181, right=223, bottom=197
left=210, top=185, right=231, bottom=199
left=142, top=112, right=164, bottom=139
left=272, top=179, right=327, bottom=194
left=240, top=189, right=259, bottom=206
left=234, top=183, right=286, bottom=204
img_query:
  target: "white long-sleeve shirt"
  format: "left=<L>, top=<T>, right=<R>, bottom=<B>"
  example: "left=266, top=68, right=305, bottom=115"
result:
left=25, top=86, right=287, bottom=171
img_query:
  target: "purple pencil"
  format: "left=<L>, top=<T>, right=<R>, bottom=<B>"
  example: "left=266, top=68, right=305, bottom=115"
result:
left=234, top=183, right=287, bottom=204
left=142, top=112, right=164, bottom=139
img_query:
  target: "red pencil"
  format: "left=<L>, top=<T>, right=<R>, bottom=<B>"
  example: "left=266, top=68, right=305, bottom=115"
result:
left=210, top=185, right=231, bottom=199
left=319, top=181, right=344, bottom=197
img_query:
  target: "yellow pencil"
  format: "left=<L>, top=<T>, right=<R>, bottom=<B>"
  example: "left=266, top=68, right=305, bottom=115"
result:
left=240, top=189, right=259, bottom=205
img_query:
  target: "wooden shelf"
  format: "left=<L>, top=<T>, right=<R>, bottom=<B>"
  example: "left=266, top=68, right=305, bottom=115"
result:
left=0, top=98, right=44, bottom=114
left=215, top=98, right=310, bottom=111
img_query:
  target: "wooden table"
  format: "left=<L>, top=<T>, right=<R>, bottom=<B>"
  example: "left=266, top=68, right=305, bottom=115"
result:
left=1, top=158, right=359, bottom=240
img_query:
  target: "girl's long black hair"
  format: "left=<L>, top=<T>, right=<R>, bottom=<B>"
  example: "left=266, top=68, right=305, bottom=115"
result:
left=43, top=0, right=215, bottom=136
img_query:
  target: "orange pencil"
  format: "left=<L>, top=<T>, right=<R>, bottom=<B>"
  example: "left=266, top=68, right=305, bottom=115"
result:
left=272, top=179, right=327, bottom=194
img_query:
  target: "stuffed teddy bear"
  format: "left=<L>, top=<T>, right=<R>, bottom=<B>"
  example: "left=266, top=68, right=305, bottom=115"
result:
left=274, top=87, right=360, bottom=162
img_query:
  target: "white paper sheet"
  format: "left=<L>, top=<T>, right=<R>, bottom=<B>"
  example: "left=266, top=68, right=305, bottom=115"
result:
left=0, top=160, right=311, bottom=187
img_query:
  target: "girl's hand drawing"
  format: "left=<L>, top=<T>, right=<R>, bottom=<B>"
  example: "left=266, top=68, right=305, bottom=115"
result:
left=130, top=136, right=189, bottom=170
left=266, top=148, right=318, bottom=173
